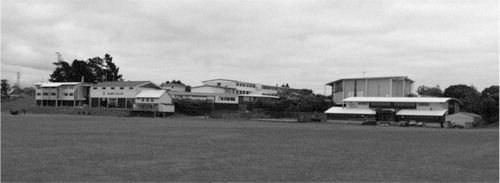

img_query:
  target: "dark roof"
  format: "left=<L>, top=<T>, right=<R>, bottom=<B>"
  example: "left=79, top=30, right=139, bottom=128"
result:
left=94, top=81, right=151, bottom=87
left=326, top=76, right=414, bottom=86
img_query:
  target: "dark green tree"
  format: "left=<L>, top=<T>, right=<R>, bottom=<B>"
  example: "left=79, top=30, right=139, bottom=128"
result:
left=443, top=84, right=481, bottom=114
left=417, top=85, right=443, bottom=97
left=480, top=86, right=499, bottom=124
left=1, top=79, right=10, bottom=99
left=49, top=54, right=123, bottom=83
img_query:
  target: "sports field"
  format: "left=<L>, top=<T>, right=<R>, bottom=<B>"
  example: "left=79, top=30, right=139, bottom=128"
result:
left=2, top=113, right=498, bottom=182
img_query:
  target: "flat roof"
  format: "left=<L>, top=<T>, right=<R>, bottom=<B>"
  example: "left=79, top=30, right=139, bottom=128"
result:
left=169, top=91, right=237, bottom=97
left=191, top=85, right=236, bottom=90
left=326, top=76, right=414, bottom=86
left=136, top=90, right=167, bottom=98
left=343, top=97, right=459, bottom=103
left=396, top=109, right=447, bottom=116
left=94, top=81, right=151, bottom=87
left=324, top=107, right=376, bottom=115
left=35, top=82, right=82, bottom=87
left=201, top=78, right=279, bottom=88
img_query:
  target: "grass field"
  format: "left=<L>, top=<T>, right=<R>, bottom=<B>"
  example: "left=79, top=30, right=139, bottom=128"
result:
left=2, top=113, right=498, bottom=182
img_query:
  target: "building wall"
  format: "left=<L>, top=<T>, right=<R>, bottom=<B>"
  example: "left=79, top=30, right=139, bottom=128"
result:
left=192, top=86, right=226, bottom=93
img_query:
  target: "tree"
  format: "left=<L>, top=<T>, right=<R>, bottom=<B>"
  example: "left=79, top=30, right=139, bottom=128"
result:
left=443, top=84, right=481, bottom=114
left=480, top=86, right=499, bottom=124
left=49, top=54, right=123, bottom=83
left=417, top=85, right=443, bottom=97
left=1, top=79, right=10, bottom=99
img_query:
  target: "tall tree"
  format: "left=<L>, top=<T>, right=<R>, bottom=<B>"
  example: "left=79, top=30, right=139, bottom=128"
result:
left=480, top=86, right=499, bottom=124
left=1, top=79, right=10, bottom=99
left=443, top=84, right=481, bottom=114
left=417, top=85, right=443, bottom=97
left=49, top=54, right=123, bottom=83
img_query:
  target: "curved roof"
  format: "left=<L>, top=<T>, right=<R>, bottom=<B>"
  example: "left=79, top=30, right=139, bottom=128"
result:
left=343, top=97, right=461, bottom=104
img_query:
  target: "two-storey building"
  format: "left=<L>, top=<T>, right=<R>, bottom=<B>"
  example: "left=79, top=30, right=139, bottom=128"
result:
left=34, top=82, right=90, bottom=107
left=89, top=81, right=161, bottom=109
left=326, top=76, right=414, bottom=105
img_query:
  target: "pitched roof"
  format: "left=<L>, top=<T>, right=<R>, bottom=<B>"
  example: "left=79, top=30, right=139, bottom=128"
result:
left=94, top=81, right=151, bottom=87
left=326, top=76, right=414, bottom=86
left=343, top=97, right=460, bottom=103
left=396, top=109, right=448, bottom=116
left=324, top=107, right=376, bottom=115
left=450, top=112, right=482, bottom=118
left=136, top=90, right=167, bottom=98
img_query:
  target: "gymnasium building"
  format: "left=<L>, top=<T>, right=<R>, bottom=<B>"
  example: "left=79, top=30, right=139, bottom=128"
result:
left=325, top=76, right=414, bottom=105
left=325, top=97, right=462, bottom=123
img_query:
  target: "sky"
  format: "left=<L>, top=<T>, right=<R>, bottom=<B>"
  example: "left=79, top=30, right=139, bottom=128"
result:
left=1, top=0, right=498, bottom=94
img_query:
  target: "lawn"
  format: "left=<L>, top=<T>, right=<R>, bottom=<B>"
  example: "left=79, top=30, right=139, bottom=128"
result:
left=2, top=113, right=498, bottom=182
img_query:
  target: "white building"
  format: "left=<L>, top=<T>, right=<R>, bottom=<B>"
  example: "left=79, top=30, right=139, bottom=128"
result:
left=133, top=90, right=175, bottom=113
left=89, top=81, right=161, bottom=109
left=201, top=79, right=281, bottom=101
left=326, top=76, right=414, bottom=105
left=34, top=82, right=90, bottom=107
left=325, top=97, right=461, bottom=123
left=169, top=91, right=239, bottom=110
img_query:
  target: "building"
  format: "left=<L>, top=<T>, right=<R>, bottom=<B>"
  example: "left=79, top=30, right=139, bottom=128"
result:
left=201, top=79, right=283, bottom=101
left=445, top=112, right=482, bottom=127
left=169, top=91, right=239, bottom=110
left=325, top=97, right=461, bottom=123
left=34, top=82, right=90, bottom=107
left=89, top=81, right=161, bottom=109
left=161, top=82, right=188, bottom=92
left=133, top=90, right=175, bottom=114
left=325, top=76, right=414, bottom=105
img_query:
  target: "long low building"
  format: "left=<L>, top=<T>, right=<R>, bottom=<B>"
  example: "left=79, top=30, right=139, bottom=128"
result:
left=168, top=91, right=239, bottom=110
left=325, top=97, right=461, bottom=123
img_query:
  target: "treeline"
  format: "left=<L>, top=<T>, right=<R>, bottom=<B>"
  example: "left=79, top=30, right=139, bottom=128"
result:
left=49, top=54, right=122, bottom=83
left=418, top=84, right=499, bottom=125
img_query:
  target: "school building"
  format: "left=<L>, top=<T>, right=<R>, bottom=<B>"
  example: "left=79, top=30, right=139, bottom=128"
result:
left=325, top=97, right=461, bottom=123
left=34, top=82, right=90, bottom=107
left=89, top=81, right=161, bottom=108
left=133, top=89, right=175, bottom=115
left=325, top=76, right=414, bottom=105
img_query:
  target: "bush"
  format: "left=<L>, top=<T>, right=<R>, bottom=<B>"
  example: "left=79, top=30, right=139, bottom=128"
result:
left=173, top=99, right=213, bottom=116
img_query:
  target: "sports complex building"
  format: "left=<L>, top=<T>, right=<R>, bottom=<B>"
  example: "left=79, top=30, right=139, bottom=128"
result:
left=89, top=81, right=161, bottom=108
left=34, top=82, right=90, bottom=107
left=325, top=97, right=462, bottom=123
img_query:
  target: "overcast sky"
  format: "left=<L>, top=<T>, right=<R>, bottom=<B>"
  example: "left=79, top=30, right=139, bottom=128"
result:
left=1, top=0, right=498, bottom=94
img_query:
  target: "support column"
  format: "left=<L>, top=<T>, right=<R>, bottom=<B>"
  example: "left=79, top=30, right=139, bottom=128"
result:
left=342, top=80, right=345, bottom=108
left=402, top=77, right=405, bottom=97
left=365, top=79, right=368, bottom=97
left=389, top=78, right=393, bottom=97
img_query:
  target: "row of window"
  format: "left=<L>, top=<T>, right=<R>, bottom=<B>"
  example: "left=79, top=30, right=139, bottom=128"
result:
left=262, top=85, right=278, bottom=90
left=236, top=82, right=256, bottom=88
left=219, top=97, right=236, bottom=101
left=262, top=93, right=278, bottom=96
left=37, top=93, right=74, bottom=96
left=93, top=86, right=134, bottom=90
left=237, top=91, right=250, bottom=95
left=357, top=102, right=429, bottom=106
left=140, top=98, right=156, bottom=102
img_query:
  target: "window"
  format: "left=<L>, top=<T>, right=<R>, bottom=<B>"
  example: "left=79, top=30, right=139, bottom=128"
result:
left=93, top=87, right=97, bottom=89
left=120, top=87, right=124, bottom=90
left=102, top=87, right=106, bottom=89
left=141, top=98, right=145, bottom=102
left=64, top=93, right=68, bottom=96
left=129, top=87, right=134, bottom=90
left=111, top=87, right=115, bottom=89
left=418, top=103, right=430, bottom=106
left=43, top=93, right=48, bottom=96
left=51, top=93, right=56, bottom=96
left=36, top=93, right=41, bottom=96
left=69, top=93, right=74, bottom=96
left=217, top=83, right=221, bottom=86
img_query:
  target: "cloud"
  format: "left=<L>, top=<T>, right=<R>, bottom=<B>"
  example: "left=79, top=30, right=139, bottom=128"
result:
left=1, top=0, right=498, bottom=93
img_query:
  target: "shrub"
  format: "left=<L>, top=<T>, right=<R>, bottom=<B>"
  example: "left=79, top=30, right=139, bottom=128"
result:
left=173, top=99, right=213, bottom=116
